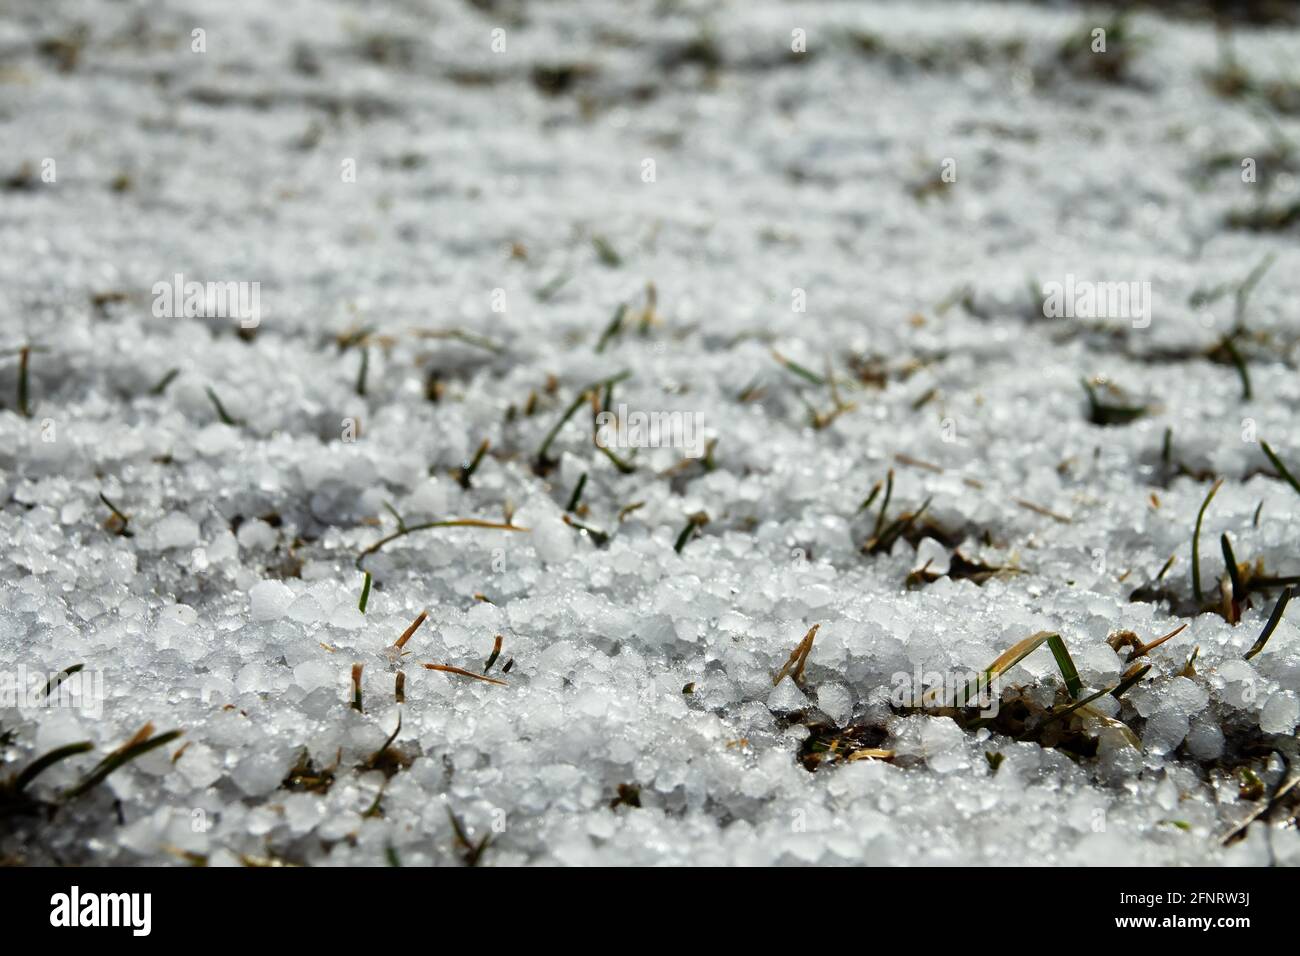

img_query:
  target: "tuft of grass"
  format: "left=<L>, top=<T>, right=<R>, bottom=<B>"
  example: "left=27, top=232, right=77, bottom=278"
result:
left=335, top=325, right=375, bottom=351
left=943, top=631, right=1083, bottom=709
left=1244, top=586, right=1293, bottom=661
left=563, top=514, right=610, bottom=547
left=1261, top=441, right=1300, bottom=498
left=456, top=438, right=490, bottom=489
left=864, top=496, right=931, bottom=555
left=98, top=491, right=132, bottom=537
left=358, top=571, right=372, bottom=613
left=1081, top=378, right=1147, bottom=426
left=1176, top=645, right=1200, bottom=678
left=673, top=511, right=709, bottom=553
left=773, top=624, right=819, bottom=686
left=63, top=725, right=183, bottom=800
left=1191, top=478, right=1223, bottom=603
left=362, top=713, right=405, bottom=775
left=534, top=371, right=630, bottom=470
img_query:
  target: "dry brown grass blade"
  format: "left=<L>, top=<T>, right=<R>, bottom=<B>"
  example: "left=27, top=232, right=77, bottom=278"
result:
left=423, top=663, right=507, bottom=686
left=1132, top=622, right=1187, bottom=659
left=393, top=610, right=428, bottom=650
left=845, top=748, right=895, bottom=762
left=115, top=722, right=155, bottom=754
left=484, top=634, right=503, bottom=672
left=1222, top=771, right=1300, bottom=845
left=356, top=519, right=529, bottom=569
left=773, top=624, right=819, bottom=686
left=894, top=452, right=944, bottom=473
left=986, top=631, right=1056, bottom=679
left=1013, top=498, right=1072, bottom=524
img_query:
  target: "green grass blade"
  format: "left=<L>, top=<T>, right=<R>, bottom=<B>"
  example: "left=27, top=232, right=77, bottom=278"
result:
left=63, top=730, right=183, bottom=800
left=1221, top=533, right=1244, bottom=604
left=14, top=741, right=93, bottom=793
left=1261, top=442, right=1300, bottom=498
left=358, top=570, right=372, bottom=613
left=39, top=663, right=84, bottom=699
left=1244, top=586, right=1293, bottom=660
left=1046, top=634, right=1082, bottom=699
left=1192, top=478, right=1223, bottom=603
left=565, top=473, right=588, bottom=512
left=1111, top=662, right=1152, bottom=699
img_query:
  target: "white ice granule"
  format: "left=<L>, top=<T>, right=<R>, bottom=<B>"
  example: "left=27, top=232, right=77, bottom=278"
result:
left=237, top=518, right=278, bottom=550
left=249, top=580, right=294, bottom=621
left=1078, top=643, right=1122, bottom=685
left=149, top=512, right=200, bottom=550
left=1259, top=693, right=1299, bottom=735
left=816, top=682, right=854, bottom=725
left=766, top=680, right=807, bottom=713
left=1184, top=719, right=1225, bottom=761
left=913, top=537, right=951, bottom=576
left=1143, top=708, right=1191, bottom=755
left=232, top=750, right=291, bottom=798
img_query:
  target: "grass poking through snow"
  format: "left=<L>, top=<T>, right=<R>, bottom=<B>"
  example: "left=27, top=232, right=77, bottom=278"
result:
left=1191, top=478, right=1223, bottom=604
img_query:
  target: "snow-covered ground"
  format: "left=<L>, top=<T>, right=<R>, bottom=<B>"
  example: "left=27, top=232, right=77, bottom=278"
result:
left=2, top=0, right=1299, bottom=865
